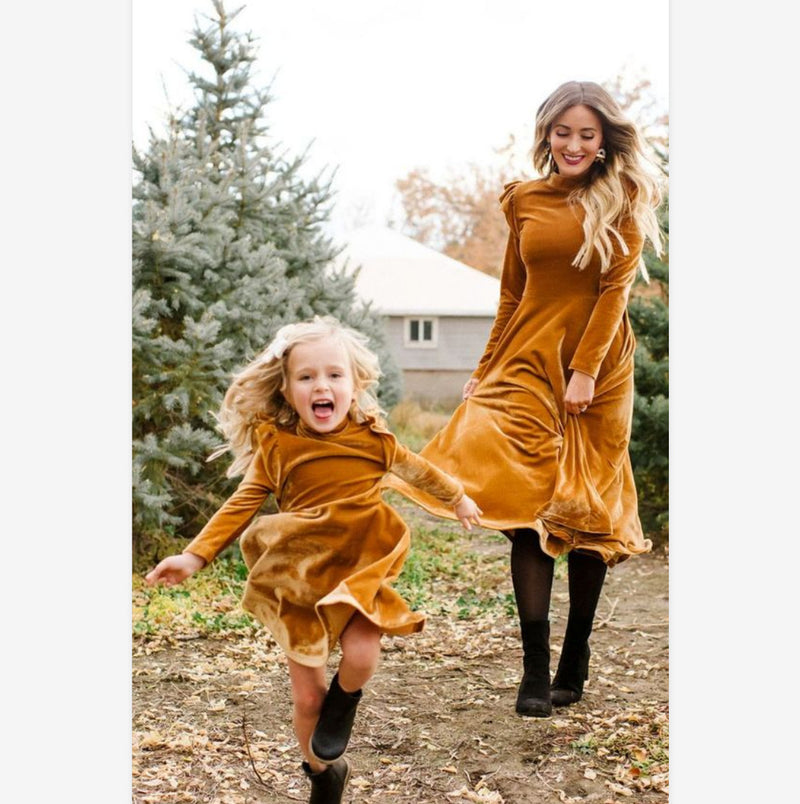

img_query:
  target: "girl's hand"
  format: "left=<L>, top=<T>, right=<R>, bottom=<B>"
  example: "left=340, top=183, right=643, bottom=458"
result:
left=462, top=377, right=479, bottom=399
left=564, top=370, right=595, bottom=415
left=145, top=552, right=206, bottom=587
left=454, top=494, right=483, bottom=531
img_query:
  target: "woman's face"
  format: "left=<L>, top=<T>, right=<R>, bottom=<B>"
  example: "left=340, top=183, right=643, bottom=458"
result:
left=547, top=104, right=604, bottom=178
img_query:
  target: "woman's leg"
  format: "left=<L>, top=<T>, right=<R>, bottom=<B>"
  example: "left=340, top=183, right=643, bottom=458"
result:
left=510, top=528, right=555, bottom=622
left=566, top=548, right=607, bottom=619
left=510, top=529, right=555, bottom=717
left=287, top=659, right=328, bottom=773
left=551, top=549, right=608, bottom=706
left=310, top=613, right=382, bottom=762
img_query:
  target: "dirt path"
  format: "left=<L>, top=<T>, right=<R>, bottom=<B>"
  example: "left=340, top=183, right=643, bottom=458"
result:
left=133, top=522, right=668, bottom=804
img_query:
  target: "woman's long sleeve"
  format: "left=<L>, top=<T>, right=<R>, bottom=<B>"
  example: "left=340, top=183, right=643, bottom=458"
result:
left=568, top=218, right=644, bottom=379
left=473, top=184, right=526, bottom=379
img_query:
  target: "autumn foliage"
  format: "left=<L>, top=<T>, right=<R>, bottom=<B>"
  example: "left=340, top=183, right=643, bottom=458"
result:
left=394, top=137, right=522, bottom=278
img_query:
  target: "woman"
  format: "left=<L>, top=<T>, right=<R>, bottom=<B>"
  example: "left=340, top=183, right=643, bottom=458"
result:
left=387, top=80, right=663, bottom=717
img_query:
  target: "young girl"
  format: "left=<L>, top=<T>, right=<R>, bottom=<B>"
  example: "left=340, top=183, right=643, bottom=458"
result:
left=146, top=315, right=482, bottom=804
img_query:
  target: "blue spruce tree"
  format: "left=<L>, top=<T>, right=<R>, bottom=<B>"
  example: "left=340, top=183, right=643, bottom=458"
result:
left=133, top=0, right=400, bottom=563
left=629, top=195, right=669, bottom=540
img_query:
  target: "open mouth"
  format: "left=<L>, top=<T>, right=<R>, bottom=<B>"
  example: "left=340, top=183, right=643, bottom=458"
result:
left=311, top=400, right=335, bottom=419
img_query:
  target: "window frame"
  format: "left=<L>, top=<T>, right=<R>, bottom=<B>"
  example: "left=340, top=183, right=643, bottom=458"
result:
left=403, top=316, right=439, bottom=349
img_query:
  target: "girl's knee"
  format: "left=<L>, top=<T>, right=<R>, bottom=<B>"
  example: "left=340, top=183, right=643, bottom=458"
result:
left=288, top=661, right=327, bottom=719
left=342, top=645, right=380, bottom=675
left=340, top=630, right=381, bottom=673
left=292, top=682, right=326, bottom=719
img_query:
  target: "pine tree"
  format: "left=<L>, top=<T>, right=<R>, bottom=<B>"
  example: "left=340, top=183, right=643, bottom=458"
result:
left=132, top=1, right=400, bottom=564
left=629, top=195, right=669, bottom=541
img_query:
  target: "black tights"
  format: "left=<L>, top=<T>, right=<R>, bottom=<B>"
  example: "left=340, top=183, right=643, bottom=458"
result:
left=510, top=529, right=607, bottom=624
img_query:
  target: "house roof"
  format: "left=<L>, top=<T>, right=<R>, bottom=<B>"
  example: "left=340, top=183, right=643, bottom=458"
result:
left=334, top=225, right=500, bottom=316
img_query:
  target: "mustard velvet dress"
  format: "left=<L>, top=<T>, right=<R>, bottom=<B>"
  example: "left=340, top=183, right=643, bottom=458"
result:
left=183, top=416, right=464, bottom=667
left=386, top=175, right=651, bottom=566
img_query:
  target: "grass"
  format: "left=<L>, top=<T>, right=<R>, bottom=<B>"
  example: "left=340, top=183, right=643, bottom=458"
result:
left=133, top=517, right=517, bottom=638
left=568, top=705, right=669, bottom=787
left=132, top=551, right=255, bottom=638
left=393, top=522, right=515, bottom=619
left=387, top=399, right=455, bottom=452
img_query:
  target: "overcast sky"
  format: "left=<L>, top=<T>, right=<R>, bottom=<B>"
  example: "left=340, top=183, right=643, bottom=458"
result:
left=132, top=0, right=669, bottom=231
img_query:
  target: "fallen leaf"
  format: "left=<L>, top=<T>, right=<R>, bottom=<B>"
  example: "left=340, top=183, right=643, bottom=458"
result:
left=138, top=731, right=166, bottom=750
left=605, top=781, right=634, bottom=797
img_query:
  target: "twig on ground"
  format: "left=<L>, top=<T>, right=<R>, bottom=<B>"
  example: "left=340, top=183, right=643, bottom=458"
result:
left=469, top=671, right=515, bottom=690
left=241, top=714, right=305, bottom=801
left=605, top=621, right=669, bottom=631
left=595, top=595, right=619, bottom=628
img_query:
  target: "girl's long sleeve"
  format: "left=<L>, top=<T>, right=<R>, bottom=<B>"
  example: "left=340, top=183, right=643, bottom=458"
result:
left=390, top=444, right=464, bottom=507
left=183, top=445, right=275, bottom=565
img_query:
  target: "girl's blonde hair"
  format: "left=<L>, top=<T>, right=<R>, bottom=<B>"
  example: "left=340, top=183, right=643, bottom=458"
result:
left=211, top=316, right=384, bottom=477
left=531, top=80, right=664, bottom=274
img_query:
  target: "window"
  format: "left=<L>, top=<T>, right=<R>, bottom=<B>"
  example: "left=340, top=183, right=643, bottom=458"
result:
left=404, top=316, right=438, bottom=348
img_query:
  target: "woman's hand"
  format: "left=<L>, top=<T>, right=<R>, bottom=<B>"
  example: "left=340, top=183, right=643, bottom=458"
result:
left=564, top=370, right=596, bottom=415
left=462, top=377, right=479, bottom=399
left=454, top=494, right=483, bottom=531
left=145, top=552, right=206, bottom=587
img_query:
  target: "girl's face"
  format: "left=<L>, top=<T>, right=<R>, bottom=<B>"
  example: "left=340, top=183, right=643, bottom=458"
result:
left=283, top=336, right=356, bottom=433
left=547, top=104, right=604, bottom=178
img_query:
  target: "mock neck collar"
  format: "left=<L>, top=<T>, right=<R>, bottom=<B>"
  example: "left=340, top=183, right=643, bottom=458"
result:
left=545, top=171, right=586, bottom=191
left=295, top=415, right=353, bottom=439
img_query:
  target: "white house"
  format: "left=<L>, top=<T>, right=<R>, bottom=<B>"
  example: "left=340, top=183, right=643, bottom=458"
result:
left=335, top=225, right=501, bottom=403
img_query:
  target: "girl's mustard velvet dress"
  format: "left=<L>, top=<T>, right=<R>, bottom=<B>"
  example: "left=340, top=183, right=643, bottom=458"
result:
left=183, top=416, right=464, bottom=667
left=386, top=175, right=652, bottom=567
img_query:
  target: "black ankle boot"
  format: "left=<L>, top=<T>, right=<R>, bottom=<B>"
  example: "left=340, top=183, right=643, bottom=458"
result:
left=302, top=757, right=351, bottom=804
left=515, top=620, right=552, bottom=717
left=551, top=614, right=593, bottom=707
left=310, top=673, right=363, bottom=762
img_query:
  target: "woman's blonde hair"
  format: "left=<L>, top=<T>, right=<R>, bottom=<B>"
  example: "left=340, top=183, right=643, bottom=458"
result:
left=531, top=80, right=664, bottom=274
left=210, top=316, right=384, bottom=477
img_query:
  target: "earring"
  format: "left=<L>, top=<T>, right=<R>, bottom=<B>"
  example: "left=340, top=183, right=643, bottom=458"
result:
left=544, top=141, right=555, bottom=170
left=594, top=148, right=606, bottom=163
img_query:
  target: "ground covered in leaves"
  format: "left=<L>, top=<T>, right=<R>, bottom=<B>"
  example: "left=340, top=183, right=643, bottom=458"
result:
left=133, top=499, right=668, bottom=803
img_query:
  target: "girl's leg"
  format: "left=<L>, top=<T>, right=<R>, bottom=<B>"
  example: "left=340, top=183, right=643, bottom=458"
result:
left=287, top=659, right=328, bottom=773
left=310, top=612, right=382, bottom=762
left=510, top=529, right=555, bottom=717
left=290, top=659, right=353, bottom=802
left=551, top=549, right=608, bottom=706
left=338, top=611, right=382, bottom=691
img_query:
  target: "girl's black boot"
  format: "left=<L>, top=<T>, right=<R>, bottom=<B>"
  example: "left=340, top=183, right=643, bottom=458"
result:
left=551, top=614, right=593, bottom=707
left=515, top=619, right=552, bottom=717
left=302, top=757, right=351, bottom=804
left=310, top=673, right=363, bottom=762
